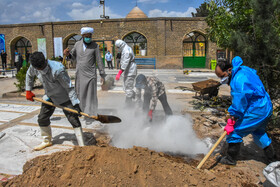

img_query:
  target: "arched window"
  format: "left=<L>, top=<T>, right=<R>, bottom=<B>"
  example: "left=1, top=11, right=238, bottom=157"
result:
left=183, top=32, right=207, bottom=68
left=15, top=37, right=32, bottom=62
left=15, top=37, right=32, bottom=55
left=183, top=32, right=206, bottom=57
left=123, top=32, right=147, bottom=56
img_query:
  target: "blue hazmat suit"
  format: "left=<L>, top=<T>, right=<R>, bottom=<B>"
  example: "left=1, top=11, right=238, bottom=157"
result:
left=227, top=56, right=273, bottom=149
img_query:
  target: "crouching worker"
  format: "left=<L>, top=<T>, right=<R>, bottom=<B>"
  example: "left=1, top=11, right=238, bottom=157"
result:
left=25, top=51, right=86, bottom=151
left=215, top=56, right=277, bottom=165
left=135, top=74, right=173, bottom=121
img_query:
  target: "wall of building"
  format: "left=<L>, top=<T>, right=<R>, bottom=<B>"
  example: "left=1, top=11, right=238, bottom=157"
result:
left=0, top=17, right=217, bottom=69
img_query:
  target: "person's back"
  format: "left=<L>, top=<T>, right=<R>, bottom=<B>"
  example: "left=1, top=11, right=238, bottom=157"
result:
left=26, top=60, right=73, bottom=105
left=145, top=76, right=164, bottom=94
left=229, top=57, right=272, bottom=121
left=135, top=74, right=172, bottom=119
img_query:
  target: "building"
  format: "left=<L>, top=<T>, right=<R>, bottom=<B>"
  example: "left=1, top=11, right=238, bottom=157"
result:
left=0, top=6, right=218, bottom=69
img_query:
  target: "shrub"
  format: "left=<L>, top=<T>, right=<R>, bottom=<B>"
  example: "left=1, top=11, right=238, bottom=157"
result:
left=14, top=64, right=30, bottom=92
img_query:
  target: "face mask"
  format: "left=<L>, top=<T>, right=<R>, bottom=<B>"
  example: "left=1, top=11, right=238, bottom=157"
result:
left=39, top=65, right=49, bottom=75
left=84, top=37, right=92, bottom=44
left=15, top=52, right=18, bottom=55
left=220, top=76, right=229, bottom=85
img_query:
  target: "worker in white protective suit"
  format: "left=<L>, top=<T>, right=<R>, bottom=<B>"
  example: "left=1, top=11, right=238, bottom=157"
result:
left=115, top=39, right=137, bottom=106
left=25, top=51, right=88, bottom=151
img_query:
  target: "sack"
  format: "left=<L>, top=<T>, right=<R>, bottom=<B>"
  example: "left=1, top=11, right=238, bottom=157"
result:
left=263, top=161, right=280, bottom=187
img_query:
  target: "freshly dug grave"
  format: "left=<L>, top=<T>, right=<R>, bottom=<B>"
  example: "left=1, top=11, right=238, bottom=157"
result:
left=1, top=145, right=264, bottom=187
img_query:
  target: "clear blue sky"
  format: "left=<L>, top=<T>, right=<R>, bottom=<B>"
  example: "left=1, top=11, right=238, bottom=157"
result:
left=0, top=0, right=205, bottom=25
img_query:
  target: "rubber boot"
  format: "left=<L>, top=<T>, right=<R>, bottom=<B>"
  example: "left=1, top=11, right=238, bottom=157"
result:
left=74, top=127, right=85, bottom=146
left=219, top=143, right=241, bottom=165
left=264, top=144, right=277, bottom=164
left=34, top=126, right=52, bottom=151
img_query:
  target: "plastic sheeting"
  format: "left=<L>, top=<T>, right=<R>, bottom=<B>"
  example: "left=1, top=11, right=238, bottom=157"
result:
left=263, top=161, right=280, bottom=187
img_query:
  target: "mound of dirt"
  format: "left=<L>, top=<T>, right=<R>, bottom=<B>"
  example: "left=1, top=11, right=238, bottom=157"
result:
left=1, top=145, right=263, bottom=187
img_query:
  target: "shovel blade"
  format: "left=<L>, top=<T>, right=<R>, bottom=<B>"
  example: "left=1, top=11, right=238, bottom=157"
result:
left=96, top=114, right=122, bottom=123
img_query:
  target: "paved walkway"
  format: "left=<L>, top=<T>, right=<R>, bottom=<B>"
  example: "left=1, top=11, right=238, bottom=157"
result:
left=0, top=77, right=17, bottom=98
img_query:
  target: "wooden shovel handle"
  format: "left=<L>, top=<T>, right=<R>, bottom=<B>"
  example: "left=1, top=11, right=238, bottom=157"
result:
left=197, top=131, right=227, bottom=169
left=21, top=93, right=98, bottom=120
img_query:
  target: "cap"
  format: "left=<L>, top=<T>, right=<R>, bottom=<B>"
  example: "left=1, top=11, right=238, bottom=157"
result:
left=135, top=74, right=147, bottom=89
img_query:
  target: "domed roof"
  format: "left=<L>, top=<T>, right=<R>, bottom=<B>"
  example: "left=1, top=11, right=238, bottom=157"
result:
left=126, top=6, right=148, bottom=18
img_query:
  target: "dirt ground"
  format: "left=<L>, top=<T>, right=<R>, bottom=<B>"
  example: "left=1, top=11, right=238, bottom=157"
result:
left=2, top=111, right=279, bottom=187
left=1, top=88, right=279, bottom=187
left=0, top=146, right=268, bottom=187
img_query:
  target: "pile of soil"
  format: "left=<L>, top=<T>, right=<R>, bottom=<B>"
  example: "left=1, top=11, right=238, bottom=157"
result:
left=1, top=145, right=264, bottom=187
left=1, top=92, right=278, bottom=186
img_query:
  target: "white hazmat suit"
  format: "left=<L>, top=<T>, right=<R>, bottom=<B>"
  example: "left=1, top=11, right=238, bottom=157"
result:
left=115, top=40, right=137, bottom=104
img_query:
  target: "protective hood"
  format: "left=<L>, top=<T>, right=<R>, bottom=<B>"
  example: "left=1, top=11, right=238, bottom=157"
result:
left=231, top=56, right=243, bottom=77
left=115, top=40, right=126, bottom=52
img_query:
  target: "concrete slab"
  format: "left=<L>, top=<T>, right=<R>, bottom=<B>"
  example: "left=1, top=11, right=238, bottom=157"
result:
left=0, top=78, right=18, bottom=98
left=188, top=72, right=216, bottom=77
left=167, top=89, right=194, bottom=94
left=0, top=103, right=40, bottom=113
left=0, top=112, right=25, bottom=122
left=108, top=86, right=125, bottom=93
left=0, top=125, right=80, bottom=175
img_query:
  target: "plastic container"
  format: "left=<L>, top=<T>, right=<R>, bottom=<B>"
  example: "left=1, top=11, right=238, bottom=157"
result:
left=211, top=59, right=217, bottom=70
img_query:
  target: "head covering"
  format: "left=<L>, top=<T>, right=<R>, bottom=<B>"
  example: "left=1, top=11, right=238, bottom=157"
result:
left=231, top=56, right=244, bottom=77
left=115, top=39, right=126, bottom=52
left=135, top=74, right=147, bottom=89
left=81, top=27, right=94, bottom=35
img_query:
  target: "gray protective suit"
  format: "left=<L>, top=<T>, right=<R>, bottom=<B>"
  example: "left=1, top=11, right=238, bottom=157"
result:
left=26, top=60, right=79, bottom=106
left=69, top=40, right=106, bottom=116
left=116, top=40, right=137, bottom=99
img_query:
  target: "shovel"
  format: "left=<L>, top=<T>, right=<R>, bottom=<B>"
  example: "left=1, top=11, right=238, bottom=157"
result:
left=197, top=131, right=227, bottom=169
left=21, top=93, right=121, bottom=123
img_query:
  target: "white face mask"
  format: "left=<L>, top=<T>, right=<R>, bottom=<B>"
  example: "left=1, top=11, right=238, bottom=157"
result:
left=39, top=65, right=49, bottom=75
left=220, top=76, right=229, bottom=84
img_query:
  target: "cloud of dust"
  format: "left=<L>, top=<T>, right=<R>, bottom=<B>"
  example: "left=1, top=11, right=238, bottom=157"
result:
left=107, top=108, right=209, bottom=155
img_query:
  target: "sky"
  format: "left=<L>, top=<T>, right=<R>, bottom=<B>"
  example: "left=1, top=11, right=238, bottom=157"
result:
left=0, top=0, right=205, bottom=25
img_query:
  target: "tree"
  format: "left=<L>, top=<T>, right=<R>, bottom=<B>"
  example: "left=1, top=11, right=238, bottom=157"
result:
left=192, top=2, right=210, bottom=17
left=206, top=0, right=280, bottom=99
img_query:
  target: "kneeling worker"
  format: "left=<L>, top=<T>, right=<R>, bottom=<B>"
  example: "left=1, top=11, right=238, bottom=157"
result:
left=25, top=51, right=86, bottom=151
left=135, top=74, right=173, bottom=121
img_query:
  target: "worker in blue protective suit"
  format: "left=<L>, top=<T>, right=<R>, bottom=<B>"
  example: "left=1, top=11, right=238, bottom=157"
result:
left=215, top=56, right=277, bottom=165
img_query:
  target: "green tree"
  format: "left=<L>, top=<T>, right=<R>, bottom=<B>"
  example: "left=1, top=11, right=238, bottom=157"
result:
left=14, top=64, right=30, bottom=92
left=206, top=0, right=280, bottom=99
left=192, top=2, right=210, bottom=17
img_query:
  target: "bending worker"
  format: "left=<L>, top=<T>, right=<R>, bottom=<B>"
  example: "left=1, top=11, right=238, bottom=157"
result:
left=115, top=39, right=137, bottom=107
left=215, top=56, right=277, bottom=165
left=25, top=51, right=86, bottom=151
left=135, top=74, right=173, bottom=121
